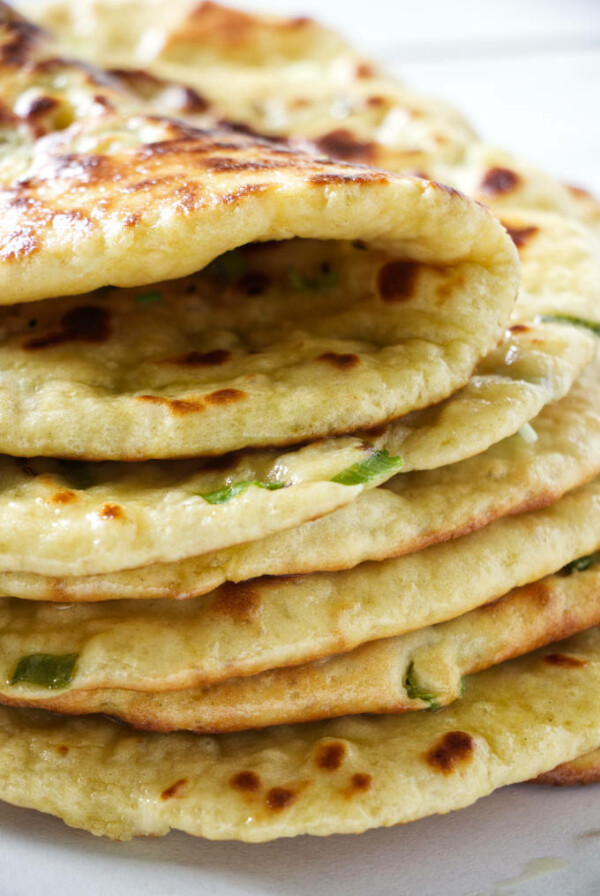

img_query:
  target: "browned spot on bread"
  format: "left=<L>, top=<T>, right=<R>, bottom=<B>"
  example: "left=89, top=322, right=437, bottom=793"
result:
left=205, top=388, right=246, bottom=405
left=211, top=582, right=261, bottom=623
left=314, top=741, right=347, bottom=771
left=366, top=95, right=386, bottom=107
left=378, top=261, right=419, bottom=302
left=230, top=770, right=261, bottom=792
left=236, top=272, right=269, bottom=295
left=137, top=395, right=205, bottom=415
left=24, top=305, right=112, bottom=351
left=122, top=212, right=140, bottom=227
left=160, top=778, right=188, bottom=800
left=164, top=349, right=231, bottom=367
left=184, top=2, right=257, bottom=45
left=51, top=490, right=77, bottom=505
left=315, top=129, right=376, bottom=164
left=56, top=744, right=69, bottom=757
left=21, top=94, right=59, bottom=120
left=426, top=731, right=475, bottom=773
left=350, top=772, right=372, bottom=792
left=533, top=755, right=600, bottom=787
left=0, top=13, right=45, bottom=67
left=544, top=653, right=587, bottom=668
left=221, top=184, right=270, bottom=205
left=310, top=171, right=388, bottom=186
left=429, top=180, right=463, bottom=199
left=99, top=504, right=123, bottom=521
left=504, top=224, right=539, bottom=249
left=265, top=787, right=297, bottom=811
left=182, top=87, right=210, bottom=114
left=480, top=167, right=520, bottom=195
left=318, top=352, right=360, bottom=370
left=509, top=324, right=531, bottom=334
left=356, top=62, right=375, bottom=78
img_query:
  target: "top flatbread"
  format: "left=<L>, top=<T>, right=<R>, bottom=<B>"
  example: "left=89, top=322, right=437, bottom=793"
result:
left=0, top=5, right=519, bottom=458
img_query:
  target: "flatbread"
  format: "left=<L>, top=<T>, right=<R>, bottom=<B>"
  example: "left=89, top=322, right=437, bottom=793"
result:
left=2, top=625, right=600, bottom=840
left=533, top=749, right=600, bottom=786
left=4, top=560, right=600, bottom=733
left=2, top=478, right=600, bottom=693
left=29, top=0, right=597, bottom=229
left=5, top=349, right=600, bottom=598
left=0, top=6, right=521, bottom=461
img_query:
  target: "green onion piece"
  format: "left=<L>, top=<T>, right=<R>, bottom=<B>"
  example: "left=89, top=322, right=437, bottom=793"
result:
left=538, top=314, right=600, bottom=335
left=10, top=653, right=78, bottom=689
left=206, top=249, right=247, bottom=282
left=57, top=460, right=95, bottom=490
left=560, top=550, right=600, bottom=576
left=332, top=449, right=403, bottom=486
left=404, top=662, right=440, bottom=710
left=199, top=480, right=286, bottom=505
left=288, top=265, right=339, bottom=291
left=136, top=290, right=163, bottom=305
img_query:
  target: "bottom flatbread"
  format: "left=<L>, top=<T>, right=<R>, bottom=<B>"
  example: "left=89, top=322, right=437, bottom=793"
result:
left=1, top=625, right=600, bottom=841
left=533, top=750, right=600, bottom=786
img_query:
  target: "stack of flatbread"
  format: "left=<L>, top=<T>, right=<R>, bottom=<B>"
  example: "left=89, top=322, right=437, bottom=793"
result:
left=0, top=0, right=599, bottom=841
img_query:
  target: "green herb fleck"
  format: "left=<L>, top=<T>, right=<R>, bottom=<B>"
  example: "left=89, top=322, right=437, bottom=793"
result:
left=136, top=290, right=163, bottom=305
left=560, top=550, right=600, bottom=576
left=206, top=249, right=247, bottom=283
left=57, top=460, right=95, bottom=490
left=405, top=662, right=439, bottom=710
left=459, top=676, right=467, bottom=698
left=288, top=265, right=339, bottom=291
left=538, top=314, right=600, bottom=336
left=199, top=479, right=286, bottom=505
left=10, top=653, right=78, bottom=689
left=332, top=449, right=403, bottom=486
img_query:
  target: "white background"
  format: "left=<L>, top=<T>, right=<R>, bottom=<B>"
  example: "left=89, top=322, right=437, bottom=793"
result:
left=3, top=1, right=600, bottom=894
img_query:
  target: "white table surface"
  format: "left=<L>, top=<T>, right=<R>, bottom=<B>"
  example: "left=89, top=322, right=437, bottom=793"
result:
left=4, top=2, right=600, bottom=894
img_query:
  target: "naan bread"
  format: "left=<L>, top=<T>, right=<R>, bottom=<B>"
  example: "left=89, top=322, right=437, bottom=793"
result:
left=2, top=479, right=600, bottom=693
left=5, top=350, right=600, bottom=597
left=0, top=5, right=521, bottom=461
left=2, top=625, right=600, bottom=840
left=29, top=0, right=597, bottom=229
left=4, top=561, right=599, bottom=732
left=533, top=749, right=600, bottom=786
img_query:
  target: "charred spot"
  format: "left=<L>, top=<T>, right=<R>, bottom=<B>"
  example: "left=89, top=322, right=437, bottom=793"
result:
left=265, top=787, right=297, bottom=811
left=350, top=772, right=372, bottom=792
left=164, top=349, right=231, bottom=367
left=204, top=157, right=274, bottom=172
left=480, top=167, right=520, bottom=195
left=221, top=183, right=270, bottom=204
left=99, top=504, right=124, bottom=521
left=160, top=778, right=188, bottom=800
left=211, top=582, right=261, bottom=623
left=51, top=490, right=77, bottom=505
left=366, top=95, right=386, bottom=108
left=429, top=180, right=463, bottom=199
left=378, top=261, right=419, bottom=303
left=310, top=171, right=388, bottom=186
left=356, top=62, right=375, bottom=78
left=509, top=324, right=531, bottom=334
left=122, top=212, right=140, bottom=227
left=181, top=87, right=210, bottom=114
left=56, top=745, right=69, bottom=757
left=205, top=388, right=246, bottom=405
left=137, top=395, right=205, bottom=415
left=0, top=16, right=45, bottom=67
left=317, top=352, right=360, bottom=370
left=503, top=224, right=539, bottom=249
left=236, top=272, right=270, bottom=295
left=315, top=129, right=376, bottom=164
left=1, top=227, right=39, bottom=262
left=21, top=94, right=59, bottom=120
left=544, top=653, right=587, bottom=668
left=24, top=305, right=112, bottom=351
left=230, top=770, right=261, bottom=792
left=314, top=741, right=347, bottom=771
left=426, top=730, right=475, bottom=773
